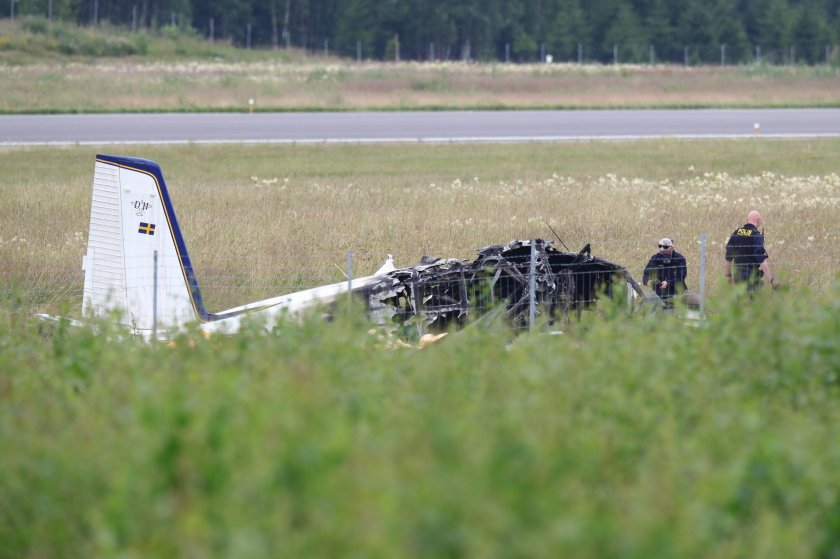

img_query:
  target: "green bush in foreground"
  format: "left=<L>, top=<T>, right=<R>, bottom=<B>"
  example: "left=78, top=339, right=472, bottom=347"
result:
left=0, top=285, right=839, bottom=559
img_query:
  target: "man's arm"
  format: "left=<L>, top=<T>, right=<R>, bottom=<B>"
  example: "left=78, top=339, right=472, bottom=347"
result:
left=642, top=257, right=655, bottom=286
left=724, top=232, right=736, bottom=259
left=724, top=233, right=735, bottom=283
left=760, top=259, right=774, bottom=285
left=754, top=233, right=773, bottom=284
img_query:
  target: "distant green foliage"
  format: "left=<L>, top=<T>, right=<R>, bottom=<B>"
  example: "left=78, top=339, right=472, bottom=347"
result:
left=3, top=18, right=149, bottom=56
left=4, top=0, right=840, bottom=64
left=20, top=15, right=50, bottom=35
left=1, top=284, right=839, bottom=558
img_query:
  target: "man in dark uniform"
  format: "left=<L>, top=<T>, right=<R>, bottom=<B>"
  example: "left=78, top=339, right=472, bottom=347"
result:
left=725, top=210, right=775, bottom=291
left=643, top=237, right=688, bottom=308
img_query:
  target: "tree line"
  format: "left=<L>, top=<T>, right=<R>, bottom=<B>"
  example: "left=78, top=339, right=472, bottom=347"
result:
left=9, top=0, right=840, bottom=64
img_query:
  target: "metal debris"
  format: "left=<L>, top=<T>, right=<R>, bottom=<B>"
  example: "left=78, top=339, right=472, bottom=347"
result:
left=365, top=239, right=648, bottom=334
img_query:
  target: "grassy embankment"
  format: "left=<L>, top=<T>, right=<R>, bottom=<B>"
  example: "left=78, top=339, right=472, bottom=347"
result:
left=1, top=18, right=840, bottom=113
left=2, top=139, right=838, bottom=315
left=1, top=137, right=840, bottom=558
left=1, top=253, right=839, bottom=558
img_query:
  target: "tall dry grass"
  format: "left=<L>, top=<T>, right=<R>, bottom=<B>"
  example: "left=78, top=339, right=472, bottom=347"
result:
left=1, top=139, right=838, bottom=313
left=1, top=60, right=839, bottom=113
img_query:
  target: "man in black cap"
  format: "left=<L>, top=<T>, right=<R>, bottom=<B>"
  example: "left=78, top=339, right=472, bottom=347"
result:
left=643, top=238, right=688, bottom=308
left=725, top=210, right=775, bottom=292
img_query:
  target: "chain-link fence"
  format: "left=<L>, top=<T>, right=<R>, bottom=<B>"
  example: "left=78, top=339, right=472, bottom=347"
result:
left=7, top=232, right=834, bottom=336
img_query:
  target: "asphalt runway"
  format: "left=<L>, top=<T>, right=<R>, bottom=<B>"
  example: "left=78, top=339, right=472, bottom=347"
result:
left=2, top=109, right=839, bottom=145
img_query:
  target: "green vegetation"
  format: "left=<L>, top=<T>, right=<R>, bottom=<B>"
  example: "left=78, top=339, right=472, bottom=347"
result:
left=1, top=281, right=839, bottom=558
left=4, top=58, right=839, bottom=114
left=1, top=131, right=840, bottom=558
left=1, top=18, right=839, bottom=113
left=6, top=0, right=840, bottom=64
left=0, top=18, right=301, bottom=63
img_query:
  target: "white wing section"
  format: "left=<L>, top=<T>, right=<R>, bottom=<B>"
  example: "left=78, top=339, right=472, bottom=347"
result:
left=199, top=272, right=394, bottom=335
left=82, top=159, right=197, bottom=331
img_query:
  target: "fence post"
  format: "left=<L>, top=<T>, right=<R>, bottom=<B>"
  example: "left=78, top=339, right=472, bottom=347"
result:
left=357, top=40, right=361, bottom=61
left=684, top=46, right=689, bottom=66
left=529, top=240, right=536, bottom=331
left=613, top=44, right=618, bottom=64
left=247, top=24, right=252, bottom=49
left=505, top=43, right=510, bottom=63
left=132, top=5, right=138, bottom=31
left=578, top=42, right=582, bottom=65
left=699, top=231, right=706, bottom=314
left=347, top=251, right=353, bottom=313
left=48, top=0, right=52, bottom=20
left=721, top=44, right=726, bottom=65
left=412, top=272, right=424, bottom=338
left=209, top=17, right=214, bottom=41
left=650, top=44, right=654, bottom=66
left=755, top=45, right=761, bottom=64
left=153, top=250, right=158, bottom=340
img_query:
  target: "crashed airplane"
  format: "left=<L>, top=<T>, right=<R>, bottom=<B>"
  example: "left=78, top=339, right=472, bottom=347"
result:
left=41, top=155, right=651, bottom=340
left=369, top=239, right=646, bottom=334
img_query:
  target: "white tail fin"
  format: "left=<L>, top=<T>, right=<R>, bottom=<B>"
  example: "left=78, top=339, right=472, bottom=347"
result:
left=82, top=155, right=208, bottom=332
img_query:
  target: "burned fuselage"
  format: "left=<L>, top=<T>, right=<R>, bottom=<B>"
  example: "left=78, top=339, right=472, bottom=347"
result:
left=366, top=239, right=641, bottom=333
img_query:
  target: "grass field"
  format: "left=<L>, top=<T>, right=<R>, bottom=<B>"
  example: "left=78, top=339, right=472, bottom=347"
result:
left=1, top=139, right=840, bottom=557
left=2, top=20, right=840, bottom=113
left=3, top=17, right=840, bottom=558
left=1, top=138, right=839, bottom=314
left=1, top=264, right=839, bottom=558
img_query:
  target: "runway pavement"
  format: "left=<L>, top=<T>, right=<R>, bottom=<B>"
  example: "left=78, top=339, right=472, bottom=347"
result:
left=2, top=109, right=840, bottom=145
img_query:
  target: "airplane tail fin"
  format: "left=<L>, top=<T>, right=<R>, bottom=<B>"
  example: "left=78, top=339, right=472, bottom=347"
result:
left=82, top=155, right=209, bottom=333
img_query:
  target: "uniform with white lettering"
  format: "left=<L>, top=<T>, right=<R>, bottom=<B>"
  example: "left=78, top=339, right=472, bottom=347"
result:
left=725, top=223, right=768, bottom=289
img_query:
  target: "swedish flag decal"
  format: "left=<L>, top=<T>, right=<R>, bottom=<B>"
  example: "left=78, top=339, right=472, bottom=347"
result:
left=138, top=222, right=156, bottom=235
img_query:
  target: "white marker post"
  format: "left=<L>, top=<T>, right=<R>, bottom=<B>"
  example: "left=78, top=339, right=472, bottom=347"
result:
left=347, top=251, right=353, bottom=313
left=248, top=98, right=254, bottom=114
left=754, top=122, right=760, bottom=136
left=529, top=241, right=536, bottom=331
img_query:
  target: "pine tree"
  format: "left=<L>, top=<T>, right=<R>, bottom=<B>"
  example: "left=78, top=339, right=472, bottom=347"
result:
left=646, top=0, right=675, bottom=63
left=335, top=0, right=376, bottom=58
left=586, top=0, right=622, bottom=61
left=13, top=0, right=840, bottom=65
left=754, top=0, right=793, bottom=63
left=602, top=2, right=647, bottom=62
left=712, top=0, right=750, bottom=64
left=678, top=0, right=715, bottom=64
left=548, top=0, right=589, bottom=62
left=792, top=3, right=830, bottom=63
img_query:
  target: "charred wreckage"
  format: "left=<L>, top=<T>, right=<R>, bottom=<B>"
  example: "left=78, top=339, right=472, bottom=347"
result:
left=55, top=156, right=662, bottom=341
left=362, top=238, right=651, bottom=334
